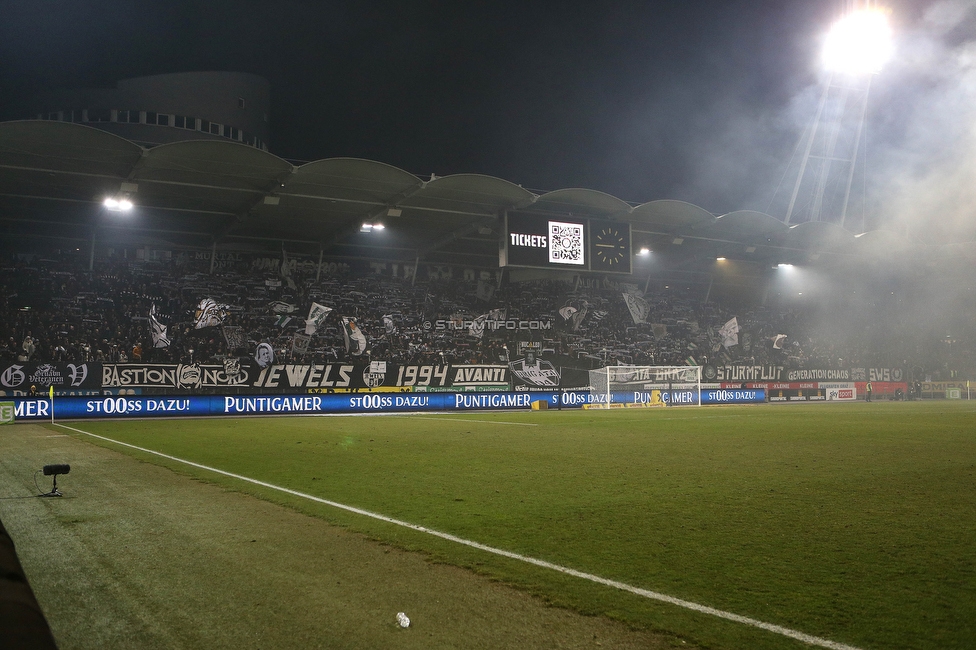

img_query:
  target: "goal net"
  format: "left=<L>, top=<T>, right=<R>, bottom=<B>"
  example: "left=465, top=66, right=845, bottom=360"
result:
left=587, top=365, right=702, bottom=408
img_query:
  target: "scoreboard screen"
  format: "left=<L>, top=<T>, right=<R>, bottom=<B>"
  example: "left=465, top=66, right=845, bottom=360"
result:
left=500, top=213, right=631, bottom=274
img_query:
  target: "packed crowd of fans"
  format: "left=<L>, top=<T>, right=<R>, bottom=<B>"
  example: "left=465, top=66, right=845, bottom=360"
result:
left=1, top=248, right=972, bottom=380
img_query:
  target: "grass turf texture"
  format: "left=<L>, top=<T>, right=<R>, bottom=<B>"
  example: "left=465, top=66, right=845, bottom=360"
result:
left=1, top=423, right=679, bottom=650
left=34, top=402, right=976, bottom=648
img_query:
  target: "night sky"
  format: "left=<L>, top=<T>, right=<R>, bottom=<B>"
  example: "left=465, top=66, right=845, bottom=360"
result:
left=1, top=1, right=973, bottom=235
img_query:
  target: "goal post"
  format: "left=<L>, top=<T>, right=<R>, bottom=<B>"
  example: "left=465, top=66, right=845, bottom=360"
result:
left=587, top=365, right=702, bottom=408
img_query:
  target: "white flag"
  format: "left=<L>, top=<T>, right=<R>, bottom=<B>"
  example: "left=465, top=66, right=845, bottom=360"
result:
left=621, top=291, right=650, bottom=324
left=772, top=334, right=787, bottom=350
left=719, top=317, right=740, bottom=348
left=469, top=313, right=488, bottom=339
left=149, top=304, right=170, bottom=348
left=342, top=317, right=368, bottom=356
left=305, top=302, right=333, bottom=335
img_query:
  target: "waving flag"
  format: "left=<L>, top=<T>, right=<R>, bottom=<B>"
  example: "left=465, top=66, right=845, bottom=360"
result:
left=305, top=302, right=333, bottom=335
left=194, top=298, right=228, bottom=329
left=149, top=304, right=170, bottom=348
left=342, top=317, right=368, bottom=356
left=719, top=317, right=740, bottom=348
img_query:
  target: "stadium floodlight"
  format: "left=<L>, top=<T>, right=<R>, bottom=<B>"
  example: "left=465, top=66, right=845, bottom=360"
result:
left=823, top=8, right=893, bottom=75
left=638, top=247, right=650, bottom=255
left=103, top=196, right=133, bottom=212
left=778, top=263, right=794, bottom=269
left=716, top=257, right=726, bottom=261
left=360, top=222, right=385, bottom=232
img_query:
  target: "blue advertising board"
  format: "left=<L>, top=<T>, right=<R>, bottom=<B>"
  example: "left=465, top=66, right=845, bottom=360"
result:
left=6, top=388, right=766, bottom=421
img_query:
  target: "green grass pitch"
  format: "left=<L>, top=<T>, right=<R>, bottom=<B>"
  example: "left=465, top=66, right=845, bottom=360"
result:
left=55, top=401, right=976, bottom=649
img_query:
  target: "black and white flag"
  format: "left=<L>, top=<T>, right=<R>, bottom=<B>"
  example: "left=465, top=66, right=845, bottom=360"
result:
left=254, top=342, right=275, bottom=368
left=621, top=291, right=650, bottom=324
left=194, top=298, right=228, bottom=329
left=149, top=304, right=170, bottom=348
left=305, top=302, right=332, bottom=335
left=342, top=317, right=368, bottom=356
left=719, top=317, right=740, bottom=348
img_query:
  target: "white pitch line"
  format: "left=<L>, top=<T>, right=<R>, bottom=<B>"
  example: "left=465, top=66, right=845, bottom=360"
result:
left=53, top=422, right=861, bottom=650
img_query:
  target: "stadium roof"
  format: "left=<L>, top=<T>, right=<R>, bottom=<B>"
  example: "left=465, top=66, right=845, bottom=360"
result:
left=0, top=120, right=957, bottom=271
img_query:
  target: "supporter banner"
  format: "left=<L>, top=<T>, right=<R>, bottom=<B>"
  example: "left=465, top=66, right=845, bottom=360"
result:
left=252, top=363, right=509, bottom=391
left=509, top=357, right=560, bottom=388
left=0, top=362, right=102, bottom=392
left=450, top=365, right=509, bottom=387
left=8, top=388, right=766, bottom=421
left=707, top=366, right=905, bottom=384
left=787, top=369, right=851, bottom=381
left=101, top=363, right=252, bottom=390
left=850, top=367, right=904, bottom=382
left=702, top=365, right=785, bottom=382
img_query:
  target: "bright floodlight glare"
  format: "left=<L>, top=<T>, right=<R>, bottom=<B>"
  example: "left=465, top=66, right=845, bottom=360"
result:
left=372, top=223, right=385, bottom=231
left=638, top=247, right=650, bottom=255
left=823, top=9, right=893, bottom=75
left=103, top=196, right=133, bottom=212
left=360, top=223, right=373, bottom=232
left=716, top=257, right=726, bottom=261
left=778, top=263, right=794, bottom=269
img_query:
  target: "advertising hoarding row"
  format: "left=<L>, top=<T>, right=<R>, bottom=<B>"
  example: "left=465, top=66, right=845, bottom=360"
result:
left=3, top=387, right=766, bottom=421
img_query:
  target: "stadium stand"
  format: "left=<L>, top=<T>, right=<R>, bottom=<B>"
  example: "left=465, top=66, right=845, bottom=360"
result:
left=2, top=247, right=970, bottom=384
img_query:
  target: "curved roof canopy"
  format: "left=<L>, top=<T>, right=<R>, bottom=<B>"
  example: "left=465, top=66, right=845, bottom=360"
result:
left=0, top=120, right=951, bottom=270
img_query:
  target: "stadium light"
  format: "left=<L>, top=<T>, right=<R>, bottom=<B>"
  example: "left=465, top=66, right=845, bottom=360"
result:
left=823, top=8, right=893, bottom=75
left=103, top=196, right=133, bottom=212
left=777, top=263, right=794, bottom=269
left=716, top=257, right=726, bottom=261
left=638, top=247, right=651, bottom=256
left=360, top=222, right=385, bottom=232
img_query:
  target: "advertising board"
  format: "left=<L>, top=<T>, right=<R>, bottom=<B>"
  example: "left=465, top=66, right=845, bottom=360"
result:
left=7, top=388, right=766, bottom=421
left=500, top=213, right=632, bottom=274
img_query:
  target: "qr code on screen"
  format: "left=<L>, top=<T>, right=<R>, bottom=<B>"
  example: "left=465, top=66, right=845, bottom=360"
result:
left=548, top=221, right=585, bottom=265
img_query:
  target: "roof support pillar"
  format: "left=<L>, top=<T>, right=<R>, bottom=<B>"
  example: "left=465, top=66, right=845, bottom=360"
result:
left=209, top=240, right=218, bottom=275
left=316, top=246, right=324, bottom=283
left=88, top=227, right=96, bottom=271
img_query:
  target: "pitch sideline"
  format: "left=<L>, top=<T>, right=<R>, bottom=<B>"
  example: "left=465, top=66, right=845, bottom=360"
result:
left=53, top=422, right=861, bottom=650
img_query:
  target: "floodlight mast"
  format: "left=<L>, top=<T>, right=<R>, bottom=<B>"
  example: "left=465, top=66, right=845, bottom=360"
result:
left=782, top=2, right=893, bottom=230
